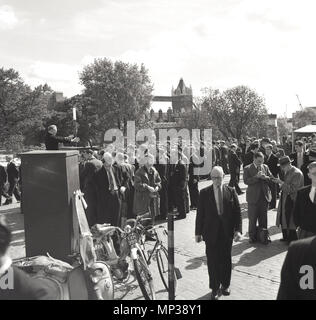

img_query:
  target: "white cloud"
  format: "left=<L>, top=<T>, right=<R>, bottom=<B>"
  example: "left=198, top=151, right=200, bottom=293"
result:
left=23, top=61, right=83, bottom=97
left=0, top=5, right=18, bottom=30
left=5, top=0, right=316, bottom=117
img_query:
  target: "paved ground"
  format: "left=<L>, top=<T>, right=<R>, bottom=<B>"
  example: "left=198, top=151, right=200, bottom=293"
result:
left=0, top=173, right=288, bottom=300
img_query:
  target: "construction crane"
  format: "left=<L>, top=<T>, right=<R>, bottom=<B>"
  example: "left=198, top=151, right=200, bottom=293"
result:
left=296, top=94, right=303, bottom=110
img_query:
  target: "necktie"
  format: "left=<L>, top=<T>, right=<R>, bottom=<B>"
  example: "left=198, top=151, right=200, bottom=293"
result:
left=106, top=167, right=116, bottom=192
left=217, top=186, right=223, bottom=215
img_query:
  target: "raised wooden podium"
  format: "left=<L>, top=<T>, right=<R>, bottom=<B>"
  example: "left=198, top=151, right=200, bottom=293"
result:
left=20, top=150, right=80, bottom=261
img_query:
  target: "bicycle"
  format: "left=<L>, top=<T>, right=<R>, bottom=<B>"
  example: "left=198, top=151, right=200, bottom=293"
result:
left=91, top=213, right=156, bottom=300
left=137, top=221, right=178, bottom=293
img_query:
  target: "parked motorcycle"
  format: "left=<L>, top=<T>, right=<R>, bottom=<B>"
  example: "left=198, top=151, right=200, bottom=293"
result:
left=91, top=213, right=156, bottom=300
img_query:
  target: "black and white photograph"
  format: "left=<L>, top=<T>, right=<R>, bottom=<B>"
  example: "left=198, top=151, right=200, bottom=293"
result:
left=1, top=0, right=316, bottom=307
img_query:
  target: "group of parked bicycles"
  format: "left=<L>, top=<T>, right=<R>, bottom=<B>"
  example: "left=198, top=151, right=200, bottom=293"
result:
left=91, top=212, right=178, bottom=300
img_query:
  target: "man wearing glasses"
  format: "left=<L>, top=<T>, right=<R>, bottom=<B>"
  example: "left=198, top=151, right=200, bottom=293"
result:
left=195, top=166, right=242, bottom=300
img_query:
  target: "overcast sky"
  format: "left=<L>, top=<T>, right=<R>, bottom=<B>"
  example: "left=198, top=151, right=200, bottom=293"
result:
left=1, top=0, right=316, bottom=116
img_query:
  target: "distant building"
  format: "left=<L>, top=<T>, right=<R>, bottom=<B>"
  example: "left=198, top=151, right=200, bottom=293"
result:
left=48, top=91, right=66, bottom=110
left=150, top=78, right=194, bottom=130
left=55, top=92, right=65, bottom=103
left=267, top=114, right=279, bottom=143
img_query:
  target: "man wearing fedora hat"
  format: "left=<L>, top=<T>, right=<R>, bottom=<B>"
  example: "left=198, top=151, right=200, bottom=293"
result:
left=275, top=156, right=304, bottom=243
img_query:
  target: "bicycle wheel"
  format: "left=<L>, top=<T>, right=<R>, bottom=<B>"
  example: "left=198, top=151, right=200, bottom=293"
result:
left=133, top=249, right=156, bottom=300
left=157, top=245, right=177, bottom=293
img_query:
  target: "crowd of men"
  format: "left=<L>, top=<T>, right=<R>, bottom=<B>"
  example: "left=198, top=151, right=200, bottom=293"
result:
left=75, top=132, right=316, bottom=230
left=1, top=124, right=316, bottom=300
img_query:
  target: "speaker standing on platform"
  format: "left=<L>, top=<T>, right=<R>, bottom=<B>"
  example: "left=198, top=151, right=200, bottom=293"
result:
left=44, top=125, right=79, bottom=151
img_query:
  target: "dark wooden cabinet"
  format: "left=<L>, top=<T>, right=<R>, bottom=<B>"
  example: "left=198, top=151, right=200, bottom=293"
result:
left=20, top=151, right=80, bottom=261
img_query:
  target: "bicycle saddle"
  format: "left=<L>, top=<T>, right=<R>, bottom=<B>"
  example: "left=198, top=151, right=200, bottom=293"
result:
left=91, top=224, right=118, bottom=237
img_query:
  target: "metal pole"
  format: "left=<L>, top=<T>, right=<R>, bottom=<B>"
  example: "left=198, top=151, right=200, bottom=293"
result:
left=168, top=210, right=176, bottom=300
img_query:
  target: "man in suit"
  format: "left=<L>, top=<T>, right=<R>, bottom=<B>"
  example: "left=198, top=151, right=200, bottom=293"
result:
left=243, top=143, right=259, bottom=168
left=220, top=142, right=229, bottom=174
left=277, top=236, right=316, bottom=300
left=4, top=156, right=21, bottom=205
left=259, top=137, right=271, bottom=154
left=293, top=161, right=316, bottom=239
left=195, top=166, right=242, bottom=300
left=240, top=138, right=251, bottom=162
left=264, top=144, right=280, bottom=209
left=271, top=140, right=285, bottom=159
left=80, top=150, right=103, bottom=226
left=188, top=149, right=200, bottom=210
left=44, top=125, right=79, bottom=150
left=154, top=150, right=169, bottom=220
left=87, top=152, right=126, bottom=227
left=228, top=144, right=243, bottom=195
left=290, top=140, right=309, bottom=184
left=243, top=152, right=274, bottom=243
left=300, top=149, right=316, bottom=186
left=169, top=150, right=188, bottom=220
left=0, top=165, right=7, bottom=206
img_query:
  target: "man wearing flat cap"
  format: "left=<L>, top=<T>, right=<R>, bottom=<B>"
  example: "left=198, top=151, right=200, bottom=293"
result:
left=275, top=156, right=304, bottom=243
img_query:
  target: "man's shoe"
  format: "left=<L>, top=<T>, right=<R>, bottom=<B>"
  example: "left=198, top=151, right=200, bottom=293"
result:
left=221, top=286, right=231, bottom=296
left=249, top=238, right=256, bottom=244
left=210, top=290, right=219, bottom=300
left=279, top=238, right=287, bottom=242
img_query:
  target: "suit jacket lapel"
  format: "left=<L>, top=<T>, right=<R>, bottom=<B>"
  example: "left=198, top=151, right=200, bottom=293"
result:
left=209, top=185, right=219, bottom=216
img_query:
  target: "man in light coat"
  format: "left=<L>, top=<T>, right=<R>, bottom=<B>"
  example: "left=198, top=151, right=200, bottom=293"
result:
left=275, top=156, right=304, bottom=244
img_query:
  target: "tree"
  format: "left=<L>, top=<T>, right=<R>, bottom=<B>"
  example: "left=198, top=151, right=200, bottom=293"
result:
left=200, top=86, right=268, bottom=141
left=0, top=68, right=52, bottom=151
left=293, top=108, right=316, bottom=129
left=278, top=117, right=292, bottom=140
left=79, top=58, right=153, bottom=142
